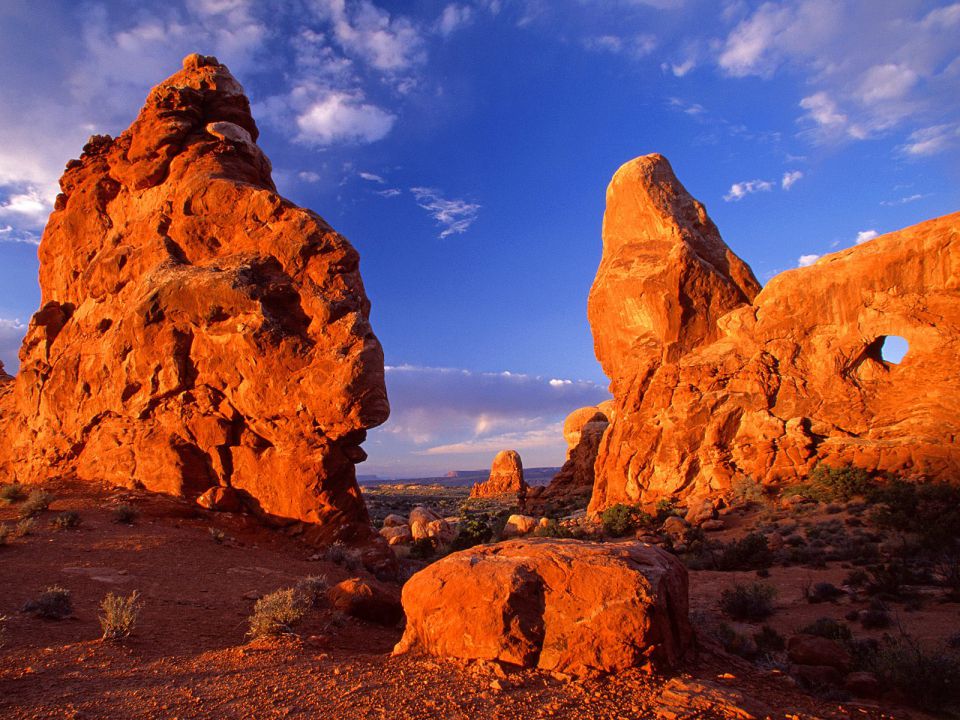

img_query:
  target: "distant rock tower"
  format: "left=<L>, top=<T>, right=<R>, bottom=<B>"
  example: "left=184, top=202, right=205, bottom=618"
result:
left=470, top=450, right=528, bottom=500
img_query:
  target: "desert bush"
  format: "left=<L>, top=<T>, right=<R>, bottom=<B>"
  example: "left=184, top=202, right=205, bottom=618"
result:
left=208, top=527, right=225, bottom=544
left=0, top=483, right=27, bottom=504
left=451, top=517, right=493, bottom=550
left=51, top=511, right=81, bottom=530
left=717, top=533, right=773, bottom=571
left=731, top=476, right=767, bottom=506
left=803, top=464, right=872, bottom=502
left=293, top=575, right=328, bottom=608
left=719, top=582, right=777, bottom=622
left=857, top=634, right=960, bottom=713
left=247, top=588, right=308, bottom=638
left=113, top=504, right=138, bottom=524
left=99, top=590, right=142, bottom=641
left=716, top=623, right=759, bottom=660
left=18, top=490, right=53, bottom=519
left=14, top=517, right=35, bottom=538
left=844, top=569, right=870, bottom=587
left=23, top=585, right=72, bottom=619
left=804, top=581, right=844, bottom=604
left=754, top=624, right=786, bottom=654
left=409, top=537, right=436, bottom=560
left=860, top=598, right=892, bottom=629
left=801, top=617, right=852, bottom=641
left=600, top=503, right=650, bottom=537
left=653, top=498, right=681, bottom=524
left=870, top=480, right=960, bottom=550
left=0, top=524, right=10, bottom=545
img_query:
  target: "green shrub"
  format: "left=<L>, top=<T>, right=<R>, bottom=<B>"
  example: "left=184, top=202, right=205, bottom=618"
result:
left=731, top=476, right=767, bottom=506
left=451, top=517, right=493, bottom=550
left=870, top=480, right=960, bottom=550
left=409, top=537, right=436, bottom=559
left=18, top=490, right=53, bottom=519
left=654, top=498, right=680, bottom=524
left=857, top=634, right=960, bottom=713
left=0, top=524, right=10, bottom=545
left=247, top=588, right=308, bottom=638
left=600, top=503, right=650, bottom=537
left=0, top=483, right=27, bottom=504
left=806, top=464, right=872, bottom=501
left=208, top=527, right=225, bottom=544
left=719, top=582, right=777, bottom=621
left=754, top=624, right=786, bottom=654
left=51, top=511, right=81, bottom=530
left=23, top=585, right=72, bottom=619
left=717, top=533, right=773, bottom=571
left=804, top=581, right=843, bottom=604
left=860, top=598, right=892, bottom=629
left=14, top=517, right=35, bottom=537
left=801, top=617, right=852, bottom=641
left=99, top=591, right=142, bottom=641
left=113, top=504, right=138, bottom=524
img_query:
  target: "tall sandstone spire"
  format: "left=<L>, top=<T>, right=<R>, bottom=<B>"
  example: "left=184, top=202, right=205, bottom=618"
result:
left=0, top=55, right=389, bottom=543
left=588, top=153, right=960, bottom=512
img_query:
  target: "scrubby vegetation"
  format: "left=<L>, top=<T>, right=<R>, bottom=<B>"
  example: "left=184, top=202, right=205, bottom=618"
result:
left=247, top=588, right=309, bottom=638
left=0, top=483, right=27, bottom=504
left=23, top=585, right=72, bottom=619
left=99, top=591, right=142, bottom=641
left=18, top=490, right=53, bottom=519
left=51, top=511, right=81, bottom=530
left=113, top=504, right=138, bottom=524
left=855, top=634, right=960, bottom=714
left=600, top=503, right=650, bottom=537
left=785, top=464, right=872, bottom=502
left=800, top=617, right=852, bottom=641
left=294, top=575, right=329, bottom=608
left=450, top=516, right=493, bottom=550
left=719, top=582, right=777, bottom=621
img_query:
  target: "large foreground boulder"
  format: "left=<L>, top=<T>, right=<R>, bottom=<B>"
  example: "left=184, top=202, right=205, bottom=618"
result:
left=393, top=538, right=691, bottom=675
left=588, top=153, right=960, bottom=512
left=0, top=55, right=389, bottom=542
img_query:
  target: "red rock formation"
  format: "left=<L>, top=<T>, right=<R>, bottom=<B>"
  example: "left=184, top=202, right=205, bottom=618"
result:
left=588, top=153, right=960, bottom=513
left=0, top=55, right=389, bottom=543
left=394, top=538, right=691, bottom=674
left=528, top=406, right=609, bottom=512
left=470, top=449, right=527, bottom=499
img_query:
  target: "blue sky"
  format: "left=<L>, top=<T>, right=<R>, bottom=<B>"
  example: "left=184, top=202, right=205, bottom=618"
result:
left=0, top=0, right=958, bottom=477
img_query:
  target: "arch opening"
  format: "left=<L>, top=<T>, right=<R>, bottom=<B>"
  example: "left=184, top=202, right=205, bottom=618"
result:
left=879, top=335, right=909, bottom=364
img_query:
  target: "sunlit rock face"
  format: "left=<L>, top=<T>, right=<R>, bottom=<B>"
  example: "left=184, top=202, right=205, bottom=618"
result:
left=470, top=449, right=527, bottom=498
left=0, top=54, right=389, bottom=543
left=588, top=153, right=960, bottom=512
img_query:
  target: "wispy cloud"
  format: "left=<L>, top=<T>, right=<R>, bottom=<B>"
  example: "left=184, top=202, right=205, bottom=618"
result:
left=724, top=179, right=773, bottom=202
left=797, top=253, right=820, bottom=267
left=411, top=187, right=481, bottom=238
left=377, top=188, right=402, bottom=198
left=880, top=193, right=926, bottom=207
left=856, top=229, right=879, bottom=244
left=437, top=3, right=474, bottom=37
left=899, top=124, right=960, bottom=157
left=583, top=33, right=657, bottom=59
left=781, top=170, right=803, bottom=190
left=359, top=171, right=385, bottom=183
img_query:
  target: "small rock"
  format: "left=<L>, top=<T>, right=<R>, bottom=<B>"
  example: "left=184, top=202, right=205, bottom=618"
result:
left=844, top=671, right=880, bottom=698
left=701, top=519, right=726, bottom=531
left=787, top=634, right=851, bottom=671
left=502, top=514, right=538, bottom=537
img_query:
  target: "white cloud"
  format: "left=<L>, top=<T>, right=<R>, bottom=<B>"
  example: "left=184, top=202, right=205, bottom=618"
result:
left=437, top=4, right=474, bottom=36
left=417, top=423, right=563, bottom=455
left=899, top=124, right=960, bottom=157
left=584, top=33, right=657, bottom=59
left=312, top=0, right=425, bottom=72
left=797, top=253, right=820, bottom=267
left=723, top=179, right=773, bottom=202
left=298, top=171, right=321, bottom=183
left=0, top=317, right=27, bottom=373
left=719, top=2, right=960, bottom=148
left=377, top=188, right=402, bottom=198
left=781, top=170, right=803, bottom=190
left=0, top=187, right=53, bottom=228
left=410, top=187, right=481, bottom=238
left=880, top=193, right=925, bottom=207
left=359, top=171, right=385, bottom=183
left=667, top=58, right=695, bottom=77
left=380, top=364, right=608, bottom=454
left=856, top=229, right=878, bottom=244
left=296, top=91, right=396, bottom=145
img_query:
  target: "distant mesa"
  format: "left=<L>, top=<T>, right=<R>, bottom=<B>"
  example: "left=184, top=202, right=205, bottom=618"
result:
left=0, top=54, right=389, bottom=544
left=588, top=153, right=960, bottom=513
left=470, top=449, right=528, bottom=499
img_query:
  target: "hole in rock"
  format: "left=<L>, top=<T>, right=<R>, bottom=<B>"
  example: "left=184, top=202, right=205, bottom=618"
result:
left=878, top=335, right=909, bottom=364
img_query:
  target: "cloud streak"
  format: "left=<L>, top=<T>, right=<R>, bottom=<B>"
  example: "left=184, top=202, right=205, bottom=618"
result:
left=411, top=187, right=481, bottom=238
